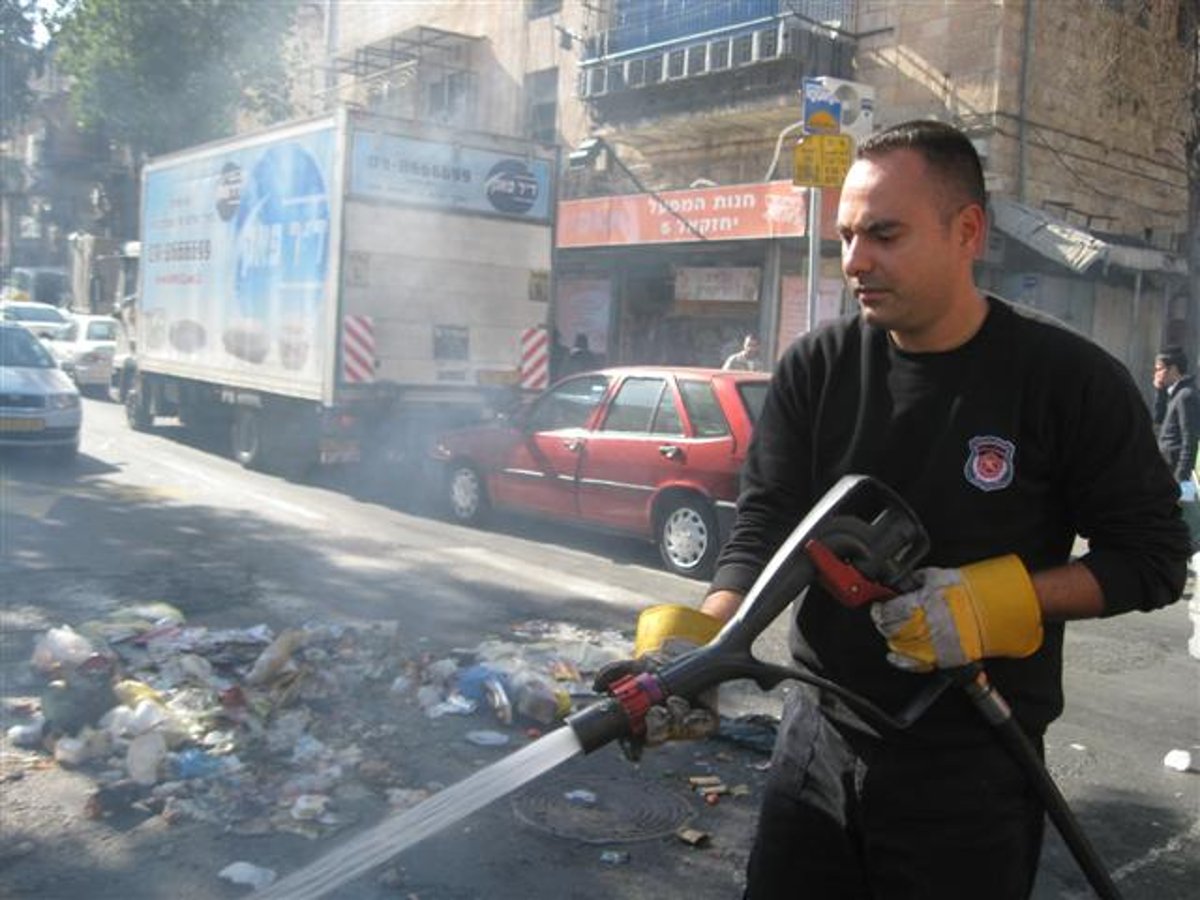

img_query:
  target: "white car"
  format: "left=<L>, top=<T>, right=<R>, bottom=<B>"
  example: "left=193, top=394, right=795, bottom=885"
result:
left=0, top=300, right=72, bottom=339
left=0, top=321, right=82, bottom=461
left=45, top=314, right=119, bottom=394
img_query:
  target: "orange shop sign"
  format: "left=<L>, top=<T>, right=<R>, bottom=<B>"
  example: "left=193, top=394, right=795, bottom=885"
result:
left=558, top=181, right=828, bottom=248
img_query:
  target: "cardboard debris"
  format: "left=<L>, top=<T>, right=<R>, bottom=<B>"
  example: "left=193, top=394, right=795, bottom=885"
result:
left=676, top=826, right=710, bottom=847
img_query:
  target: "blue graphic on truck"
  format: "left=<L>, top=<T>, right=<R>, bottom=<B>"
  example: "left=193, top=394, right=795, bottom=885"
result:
left=226, top=142, right=331, bottom=369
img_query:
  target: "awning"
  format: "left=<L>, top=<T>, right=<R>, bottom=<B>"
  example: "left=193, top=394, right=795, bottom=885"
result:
left=990, top=198, right=1107, bottom=273
left=990, top=198, right=1187, bottom=276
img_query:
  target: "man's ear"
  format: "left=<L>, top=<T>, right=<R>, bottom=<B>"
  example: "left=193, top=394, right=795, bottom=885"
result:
left=958, top=203, right=987, bottom=258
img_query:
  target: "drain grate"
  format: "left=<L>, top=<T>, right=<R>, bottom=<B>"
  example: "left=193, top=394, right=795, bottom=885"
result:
left=511, top=773, right=695, bottom=844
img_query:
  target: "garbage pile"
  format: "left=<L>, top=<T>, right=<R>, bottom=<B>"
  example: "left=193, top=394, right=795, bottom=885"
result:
left=4, top=606, right=633, bottom=840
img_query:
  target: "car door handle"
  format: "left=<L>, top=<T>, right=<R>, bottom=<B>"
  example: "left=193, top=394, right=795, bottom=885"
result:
left=563, top=438, right=583, bottom=452
left=658, top=444, right=682, bottom=460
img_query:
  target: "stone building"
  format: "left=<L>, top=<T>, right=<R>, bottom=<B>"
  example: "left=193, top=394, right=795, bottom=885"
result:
left=292, top=0, right=1194, bottom=388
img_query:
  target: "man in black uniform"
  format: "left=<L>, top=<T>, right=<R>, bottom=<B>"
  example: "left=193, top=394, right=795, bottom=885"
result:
left=610, top=121, right=1190, bottom=899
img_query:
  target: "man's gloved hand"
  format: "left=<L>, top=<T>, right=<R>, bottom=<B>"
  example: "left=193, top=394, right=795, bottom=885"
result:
left=869, top=555, right=1043, bottom=672
left=592, top=604, right=722, bottom=760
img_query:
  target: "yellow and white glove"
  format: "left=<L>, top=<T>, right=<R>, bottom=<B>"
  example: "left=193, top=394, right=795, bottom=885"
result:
left=593, top=604, right=723, bottom=757
left=869, top=555, right=1043, bottom=672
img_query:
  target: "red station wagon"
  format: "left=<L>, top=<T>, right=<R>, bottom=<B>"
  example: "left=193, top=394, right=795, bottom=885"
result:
left=430, top=366, right=770, bottom=578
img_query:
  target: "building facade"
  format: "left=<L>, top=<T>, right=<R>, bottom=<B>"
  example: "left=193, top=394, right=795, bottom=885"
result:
left=292, top=0, right=1194, bottom=389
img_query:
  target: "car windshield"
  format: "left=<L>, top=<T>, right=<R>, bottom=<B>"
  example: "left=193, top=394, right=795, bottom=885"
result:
left=0, top=327, right=56, bottom=369
left=86, top=320, right=118, bottom=340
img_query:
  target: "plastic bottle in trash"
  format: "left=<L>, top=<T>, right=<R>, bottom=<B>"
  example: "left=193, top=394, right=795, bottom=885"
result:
left=510, top=670, right=571, bottom=725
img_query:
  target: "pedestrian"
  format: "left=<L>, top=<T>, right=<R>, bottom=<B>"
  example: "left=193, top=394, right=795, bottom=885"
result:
left=549, top=328, right=570, bottom=382
left=722, top=333, right=763, bottom=371
left=565, top=332, right=599, bottom=375
left=600, top=120, right=1190, bottom=899
left=1153, top=345, right=1200, bottom=485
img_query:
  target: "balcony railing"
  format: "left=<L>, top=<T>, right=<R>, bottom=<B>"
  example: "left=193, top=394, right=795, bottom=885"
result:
left=584, top=0, right=853, bottom=61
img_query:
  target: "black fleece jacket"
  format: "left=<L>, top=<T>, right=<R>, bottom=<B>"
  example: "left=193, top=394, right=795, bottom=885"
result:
left=712, top=297, right=1189, bottom=741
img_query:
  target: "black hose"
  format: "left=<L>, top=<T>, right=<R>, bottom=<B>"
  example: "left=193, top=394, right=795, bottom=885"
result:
left=958, top=670, right=1123, bottom=900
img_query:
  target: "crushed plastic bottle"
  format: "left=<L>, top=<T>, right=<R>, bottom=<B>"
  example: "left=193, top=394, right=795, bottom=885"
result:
left=219, top=861, right=277, bottom=890
left=510, top=670, right=572, bottom=725
left=126, top=731, right=167, bottom=785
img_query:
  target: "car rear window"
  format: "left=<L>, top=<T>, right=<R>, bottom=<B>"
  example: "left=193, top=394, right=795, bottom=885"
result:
left=738, top=381, right=769, bottom=425
left=86, top=320, right=117, bottom=340
left=678, top=379, right=730, bottom=438
left=1, top=327, right=55, bottom=368
left=9, top=305, right=66, bottom=323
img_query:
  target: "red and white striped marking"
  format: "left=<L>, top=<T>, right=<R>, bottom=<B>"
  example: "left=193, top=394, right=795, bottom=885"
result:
left=520, top=326, right=550, bottom=391
left=342, top=315, right=376, bottom=383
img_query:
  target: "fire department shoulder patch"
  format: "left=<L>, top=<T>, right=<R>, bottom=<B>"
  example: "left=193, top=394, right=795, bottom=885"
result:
left=964, top=435, right=1016, bottom=492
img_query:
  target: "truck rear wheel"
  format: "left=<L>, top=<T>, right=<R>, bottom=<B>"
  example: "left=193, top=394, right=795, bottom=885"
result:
left=232, top=408, right=265, bottom=469
left=125, top=383, right=153, bottom=431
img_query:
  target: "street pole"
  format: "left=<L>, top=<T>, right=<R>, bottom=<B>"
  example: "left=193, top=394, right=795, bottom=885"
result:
left=807, top=186, right=821, bottom=333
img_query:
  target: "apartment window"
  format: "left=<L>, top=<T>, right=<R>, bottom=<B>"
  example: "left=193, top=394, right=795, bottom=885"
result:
left=427, top=71, right=473, bottom=123
left=526, top=68, right=558, bottom=145
left=528, top=0, right=561, bottom=18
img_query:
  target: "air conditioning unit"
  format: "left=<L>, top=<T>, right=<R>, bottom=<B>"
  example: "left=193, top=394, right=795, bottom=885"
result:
left=665, top=47, right=687, bottom=79
left=588, top=66, right=608, bottom=97
left=811, top=76, right=876, bottom=145
left=626, top=57, right=647, bottom=88
left=607, top=62, right=626, bottom=92
left=709, top=38, right=731, bottom=71
left=755, top=25, right=781, bottom=61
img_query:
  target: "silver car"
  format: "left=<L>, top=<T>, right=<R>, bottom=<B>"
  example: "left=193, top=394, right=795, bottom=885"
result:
left=0, top=300, right=73, bottom=339
left=0, top=321, right=82, bottom=461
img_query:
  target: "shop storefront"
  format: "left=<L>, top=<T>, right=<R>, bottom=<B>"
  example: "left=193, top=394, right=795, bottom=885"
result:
left=554, top=180, right=843, bottom=373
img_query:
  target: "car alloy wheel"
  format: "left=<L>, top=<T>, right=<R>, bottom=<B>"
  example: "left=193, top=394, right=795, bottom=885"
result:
left=658, top=496, right=716, bottom=577
left=447, top=464, right=487, bottom=524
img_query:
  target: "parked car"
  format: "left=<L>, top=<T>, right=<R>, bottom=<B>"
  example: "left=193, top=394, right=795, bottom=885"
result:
left=431, top=366, right=770, bottom=577
left=0, top=321, right=82, bottom=461
left=44, top=314, right=119, bottom=395
left=0, top=300, right=72, bottom=339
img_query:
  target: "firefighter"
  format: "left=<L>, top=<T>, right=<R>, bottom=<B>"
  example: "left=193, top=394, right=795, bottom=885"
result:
left=603, top=121, right=1189, bottom=899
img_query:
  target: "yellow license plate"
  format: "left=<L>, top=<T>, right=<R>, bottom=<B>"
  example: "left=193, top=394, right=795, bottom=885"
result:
left=0, top=418, right=44, bottom=432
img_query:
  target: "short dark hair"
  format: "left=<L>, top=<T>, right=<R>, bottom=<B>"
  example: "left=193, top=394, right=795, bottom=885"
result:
left=1157, top=345, right=1189, bottom=374
left=857, top=120, right=987, bottom=214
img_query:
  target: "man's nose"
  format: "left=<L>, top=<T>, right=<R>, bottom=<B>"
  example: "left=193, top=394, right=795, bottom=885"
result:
left=842, top=236, right=871, bottom=277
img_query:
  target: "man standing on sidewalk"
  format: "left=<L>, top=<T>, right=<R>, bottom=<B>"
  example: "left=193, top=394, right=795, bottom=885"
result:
left=1154, top=345, right=1200, bottom=487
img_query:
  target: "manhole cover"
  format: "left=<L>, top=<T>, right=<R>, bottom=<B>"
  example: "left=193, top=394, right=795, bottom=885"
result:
left=511, top=773, right=695, bottom=844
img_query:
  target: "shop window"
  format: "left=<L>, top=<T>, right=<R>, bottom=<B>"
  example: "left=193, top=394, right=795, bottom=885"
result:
left=678, top=380, right=730, bottom=438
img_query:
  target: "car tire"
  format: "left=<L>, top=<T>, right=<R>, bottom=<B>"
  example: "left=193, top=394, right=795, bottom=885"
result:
left=446, top=462, right=489, bottom=525
left=657, top=493, right=718, bottom=578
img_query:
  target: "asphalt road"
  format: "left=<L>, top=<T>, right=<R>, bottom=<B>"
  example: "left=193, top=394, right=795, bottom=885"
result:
left=1, top=396, right=1197, bottom=899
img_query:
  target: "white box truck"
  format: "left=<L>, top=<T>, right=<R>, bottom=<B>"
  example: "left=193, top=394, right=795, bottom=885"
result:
left=124, top=109, right=555, bottom=477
